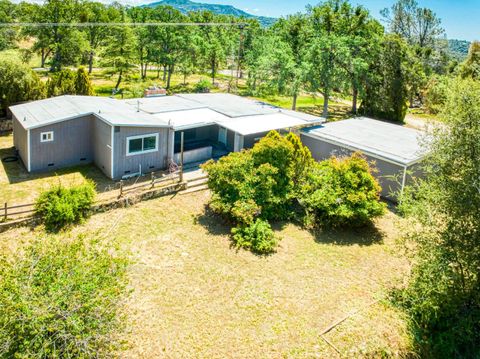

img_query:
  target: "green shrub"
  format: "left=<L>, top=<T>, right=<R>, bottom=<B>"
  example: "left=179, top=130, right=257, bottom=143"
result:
left=423, top=75, right=449, bottom=114
left=299, top=153, right=385, bottom=228
left=35, top=181, right=96, bottom=231
left=194, top=78, right=212, bottom=93
left=232, top=219, right=277, bottom=254
left=0, top=235, right=128, bottom=358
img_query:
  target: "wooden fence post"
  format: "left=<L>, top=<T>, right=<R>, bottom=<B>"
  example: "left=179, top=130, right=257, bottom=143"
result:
left=119, top=180, right=123, bottom=198
left=3, top=202, right=6, bottom=221
left=151, top=172, right=155, bottom=188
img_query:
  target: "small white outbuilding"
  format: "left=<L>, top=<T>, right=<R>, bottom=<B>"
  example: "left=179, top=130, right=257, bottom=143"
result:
left=300, top=117, right=428, bottom=201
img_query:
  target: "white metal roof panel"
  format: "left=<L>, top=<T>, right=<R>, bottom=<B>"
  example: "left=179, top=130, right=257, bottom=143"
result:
left=152, top=108, right=232, bottom=130
left=123, top=96, right=205, bottom=114
left=301, top=117, right=426, bottom=165
left=218, top=113, right=308, bottom=136
left=10, top=96, right=170, bottom=129
left=177, top=93, right=280, bottom=117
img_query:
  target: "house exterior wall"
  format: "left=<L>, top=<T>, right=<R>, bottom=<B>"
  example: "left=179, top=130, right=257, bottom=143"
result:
left=92, top=116, right=112, bottom=178
left=301, top=134, right=410, bottom=201
left=12, top=115, right=29, bottom=170
left=226, top=129, right=235, bottom=152
left=112, top=126, right=169, bottom=178
left=29, top=116, right=93, bottom=172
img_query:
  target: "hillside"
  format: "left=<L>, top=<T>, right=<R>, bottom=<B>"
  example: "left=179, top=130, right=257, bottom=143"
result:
left=142, top=0, right=277, bottom=27
left=448, top=39, right=471, bottom=60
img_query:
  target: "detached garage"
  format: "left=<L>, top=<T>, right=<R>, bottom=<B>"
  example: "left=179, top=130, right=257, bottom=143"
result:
left=301, top=117, right=427, bottom=201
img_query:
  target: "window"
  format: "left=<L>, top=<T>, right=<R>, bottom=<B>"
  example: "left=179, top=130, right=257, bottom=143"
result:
left=40, top=131, right=54, bottom=142
left=126, top=133, right=158, bottom=156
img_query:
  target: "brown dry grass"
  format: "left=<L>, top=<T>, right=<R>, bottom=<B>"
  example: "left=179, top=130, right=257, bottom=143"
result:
left=0, top=190, right=412, bottom=358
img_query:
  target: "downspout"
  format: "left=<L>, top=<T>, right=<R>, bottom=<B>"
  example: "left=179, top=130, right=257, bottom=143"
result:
left=27, top=129, right=31, bottom=172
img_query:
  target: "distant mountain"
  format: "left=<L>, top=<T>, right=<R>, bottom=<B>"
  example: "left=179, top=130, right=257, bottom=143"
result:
left=142, top=0, right=277, bottom=27
left=448, top=39, right=471, bottom=61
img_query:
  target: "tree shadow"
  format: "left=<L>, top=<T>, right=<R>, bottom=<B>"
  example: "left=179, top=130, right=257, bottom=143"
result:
left=312, top=222, right=385, bottom=246
left=194, top=205, right=231, bottom=237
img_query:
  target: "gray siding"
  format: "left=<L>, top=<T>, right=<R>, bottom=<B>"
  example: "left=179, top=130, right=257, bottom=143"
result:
left=12, top=115, right=29, bottom=170
left=113, top=126, right=169, bottom=179
left=92, top=116, right=112, bottom=178
left=30, top=116, right=93, bottom=172
left=226, top=129, right=235, bottom=152
left=301, top=134, right=408, bottom=201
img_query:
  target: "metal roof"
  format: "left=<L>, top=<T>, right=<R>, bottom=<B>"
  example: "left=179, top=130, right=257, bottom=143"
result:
left=152, top=108, right=232, bottom=130
left=10, top=94, right=324, bottom=132
left=177, top=93, right=280, bottom=117
left=123, top=96, right=205, bottom=114
left=218, top=113, right=308, bottom=136
left=10, top=96, right=170, bottom=129
left=301, top=117, right=427, bottom=166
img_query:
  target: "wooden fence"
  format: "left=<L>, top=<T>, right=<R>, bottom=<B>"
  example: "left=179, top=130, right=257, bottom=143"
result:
left=1, top=170, right=183, bottom=223
left=1, top=202, right=35, bottom=221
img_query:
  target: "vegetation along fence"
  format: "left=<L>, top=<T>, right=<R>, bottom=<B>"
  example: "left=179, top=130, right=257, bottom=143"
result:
left=1, top=169, right=183, bottom=224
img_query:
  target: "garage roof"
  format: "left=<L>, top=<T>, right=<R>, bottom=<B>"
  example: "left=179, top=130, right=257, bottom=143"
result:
left=301, top=117, right=427, bottom=166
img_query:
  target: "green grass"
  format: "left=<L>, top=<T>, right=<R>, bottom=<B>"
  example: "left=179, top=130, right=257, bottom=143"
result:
left=1, top=190, right=413, bottom=358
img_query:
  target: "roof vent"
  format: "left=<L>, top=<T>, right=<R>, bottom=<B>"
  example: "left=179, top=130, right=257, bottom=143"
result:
left=23, top=116, right=26, bottom=122
left=98, top=110, right=101, bottom=114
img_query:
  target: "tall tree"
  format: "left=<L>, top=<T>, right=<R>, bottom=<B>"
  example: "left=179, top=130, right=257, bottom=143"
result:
left=273, top=14, right=309, bottom=110
left=102, top=8, right=137, bottom=91
left=79, top=2, right=119, bottom=74
left=360, top=34, right=415, bottom=122
left=26, top=0, right=87, bottom=71
left=398, top=79, right=480, bottom=357
left=460, top=41, right=480, bottom=80
left=306, top=1, right=350, bottom=118
left=0, top=0, right=17, bottom=51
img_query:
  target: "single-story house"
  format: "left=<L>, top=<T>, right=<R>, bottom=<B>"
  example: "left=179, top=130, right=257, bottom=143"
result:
left=300, top=117, right=427, bottom=200
left=10, top=93, right=322, bottom=179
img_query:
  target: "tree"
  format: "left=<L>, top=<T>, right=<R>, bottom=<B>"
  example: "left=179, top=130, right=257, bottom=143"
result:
left=360, top=34, right=415, bottom=122
left=271, top=14, right=309, bottom=110
left=190, top=11, right=236, bottom=85
left=102, top=8, right=137, bottom=92
left=146, top=6, right=190, bottom=89
left=0, top=0, right=17, bottom=51
left=75, top=67, right=94, bottom=95
left=398, top=79, right=480, bottom=357
left=381, top=0, right=444, bottom=49
left=79, top=2, right=119, bottom=74
left=0, top=59, right=45, bottom=116
left=460, top=41, right=480, bottom=80
left=306, top=1, right=350, bottom=118
left=25, top=0, right=87, bottom=71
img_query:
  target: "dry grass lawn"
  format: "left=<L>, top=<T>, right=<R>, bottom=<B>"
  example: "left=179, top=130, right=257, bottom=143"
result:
left=1, top=189, right=412, bottom=358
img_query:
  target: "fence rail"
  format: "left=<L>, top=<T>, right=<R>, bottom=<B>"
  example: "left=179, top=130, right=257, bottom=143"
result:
left=1, top=170, right=183, bottom=223
left=1, top=202, right=35, bottom=221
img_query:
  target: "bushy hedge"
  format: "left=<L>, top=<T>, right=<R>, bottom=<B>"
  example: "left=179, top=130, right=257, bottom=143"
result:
left=0, top=235, right=128, bottom=358
left=203, top=131, right=385, bottom=253
left=232, top=219, right=277, bottom=254
left=299, top=153, right=386, bottom=228
left=35, top=181, right=96, bottom=231
left=194, top=79, right=212, bottom=93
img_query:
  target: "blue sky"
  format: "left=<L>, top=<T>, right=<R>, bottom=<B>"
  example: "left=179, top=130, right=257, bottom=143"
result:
left=190, top=0, right=480, bottom=41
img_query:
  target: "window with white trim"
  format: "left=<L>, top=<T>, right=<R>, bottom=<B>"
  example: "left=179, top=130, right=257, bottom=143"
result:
left=126, top=133, right=159, bottom=156
left=40, top=131, right=54, bottom=142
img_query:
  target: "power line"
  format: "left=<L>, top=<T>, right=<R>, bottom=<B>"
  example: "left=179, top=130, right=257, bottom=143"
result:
left=0, top=22, right=248, bottom=28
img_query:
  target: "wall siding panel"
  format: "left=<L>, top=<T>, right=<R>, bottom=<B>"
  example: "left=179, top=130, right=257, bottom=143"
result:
left=12, top=115, right=29, bottom=170
left=30, top=116, right=93, bottom=172
left=92, top=116, right=112, bottom=178
left=113, top=126, right=169, bottom=178
left=301, top=134, right=407, bottom=200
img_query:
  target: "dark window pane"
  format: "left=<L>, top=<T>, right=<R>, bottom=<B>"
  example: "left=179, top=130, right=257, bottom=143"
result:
left=143, top=136, right=156, bottom=151
left=128, top=138, right=143, bottom=153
